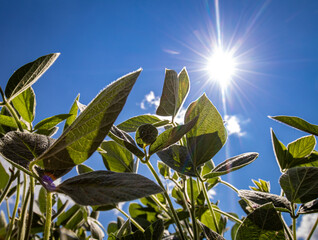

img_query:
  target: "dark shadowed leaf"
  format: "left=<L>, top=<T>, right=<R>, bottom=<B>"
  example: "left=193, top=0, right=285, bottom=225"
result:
left=235, top=203, right=285, bottom=240
left=63, top=94, right=80, bottom=131
left=270, top=116, right=318, bottom=136
left=87, top=217, right=105, bottom=240
left=204, top=153, right=258, bottom=179
left=56, top=171, right=162, bottom=206
left=98, top=140, right=134, bottom=172
left=185, top=94, right=227, bottom=167
left=287, top=135, right=316, bottom=159
left=280, top=167, right=318, bottom=203
left=129, top=203, right=157, bottom=222
left=0, top=161, right=9, bottom=189
left=35, top=126, right=59, bottom=137
left=76, top=164, right=93, bottom=174
left=135, top=124, right=158, bottom=147
left=56, top=205, right=81, bottom=226
left=298, top=199, right=318, bottom=214
left=11, top=87, right=35, bottom=123
left=198, top=221, right=226, bottom=240
left=5, top=53, right=60, bottom=100
left=157, top=145, right=196, bottom=176
left=117, top=115, right=167, bottom=132
left=238, top=190, right=291, bottom=212
left=109, top=125, right=144, bottom=158
left=34, top=114, right=72, bottom=131
left=92, top=204, right=117, bottom=212
left=158, top=162, right=170, bottom=179
left=271, top=129, right=289, bottom=170
left=149, top=116, right=198, bottom=155
left=33, top=69, right=141, bottom=170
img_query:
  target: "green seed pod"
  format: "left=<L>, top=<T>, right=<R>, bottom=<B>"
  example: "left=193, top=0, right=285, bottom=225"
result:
left=135, top=124, right=158, bottom=148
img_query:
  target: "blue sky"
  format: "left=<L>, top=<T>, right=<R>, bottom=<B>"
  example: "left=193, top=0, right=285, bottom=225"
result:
left=1, top=0, right=318, bottom=238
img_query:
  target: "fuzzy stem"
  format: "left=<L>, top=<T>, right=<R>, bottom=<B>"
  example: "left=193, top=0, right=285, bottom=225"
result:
left=280, top=214, right=293, bottom=240
left=116, top=207, right=145, bottom=232
left=25, top=177, right=35, bottom=240
left=17, top=188, right=30, bottom=240
left=219, top=179, right=239, bottom=193
left=4, top=99, right=24, bottom=132
left=5, top=174, right=20, bottom=240
left=43, top=191, right=52, bottom=240
left=189, top=178, right=199, bottom=240
left=307, top=216, right=318, bottom=240
left=291, top=203, right=297, bottom=240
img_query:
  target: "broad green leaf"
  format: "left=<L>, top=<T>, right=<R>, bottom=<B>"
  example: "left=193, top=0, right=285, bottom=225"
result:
left=35, top=126, right=59, bottom=137
left=92, top=204, right=117, bottom=212
left=200, top=206, right=225, bottom=234
left=11, top=87, right=35, bottom=123
left=157, top=145, right=196, bottom=176
left=56, top=171, right=163, bottom=206
left=298, top=199, right=318, bottom=214
left=287, top=135, right=316, bottom=159
left=34, top=114, right=72, bottom=131
left=98, top=140, right=134, bottom=172
left=109, top=125, right=144, bottom=158
left=135, top=124, right=158, bottom=147
left=156, top=68, right=190, bottom=118
left=185, top=94, right=227, bottom=167
left=52, top=199, right=69, bottom=221
left=157, top=162, right=170, bottom=179
left=204, top=152, right=258, bottom=179
left=270, top=115, right=318, bottom=136
left=38, top=187, right=47, bottom=214
left=235, top=203, right=285, bottom=240
left=198, top=221, right=226, bottom=240
left=238, top=190, right=291, bottom=212
left=129, top=203, right=157, bottom=222
left=271, top=129, right=289, bottom=170
left=64, top=207, right=84, bottom=230
left=117, top=114, right=167, bottom=132
left=63, top=94, right=80, bottom=131
left=149, top=116, right=198, bottom=155
left=76, top=164, right=94, bottom=174
left=0, top=161, right=8, bottom=189
left=297, top=151, right=318, bottom=167
left=5, top=53, right=60, bottom=100
left=279, top=167, right=318, bottom=203
left=34, top=69, right=141, bottom=170
left=116, top=219, right=131, bottom=239
left=57, top=205, right=81, bottom=226
left=186, top=178, right=199, bottom=200
left=0, top=114, right=27, bottom=129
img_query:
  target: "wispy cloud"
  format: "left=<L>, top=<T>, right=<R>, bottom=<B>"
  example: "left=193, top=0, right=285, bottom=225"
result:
left=174, top=108, right=187, bottom=124
left=163, top=48, right=180, bottom=55
left=224, top=115, right=249, bottom=137
left=140, top=91, right=160, bottom=110
left=297, top=213, right=318, bottom=239
left=112, top=202, right=126, bottom=216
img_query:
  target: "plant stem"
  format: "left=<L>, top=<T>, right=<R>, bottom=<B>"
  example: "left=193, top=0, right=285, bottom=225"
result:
left=146, top=161, right=186, bottom=240
left=25, top=177, right=35, bottom=240
left=4, top=99, right=24, bottom=132
left=291, top=203, right=297, bottom=240
left=0, top=171, right=15, bottom=205
left=17, top=188, right=30, bottom=240
left=150, top=195, right=171, bottom=217
left=116, top=207, right=145, bottom=233
left=5, top=173, right=20, bottom=240
left=43, top=191, right=52, bottom=240
left=219, top=179, right=239, bottom=193
left=189, top=178, right=199, bottom=240
left=280, top=214, right=293, bottom=240
left=307, top=216, right=318, bottom=240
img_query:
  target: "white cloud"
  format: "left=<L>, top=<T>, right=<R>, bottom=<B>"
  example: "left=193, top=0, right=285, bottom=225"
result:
left=297, top=213, right=318, bottom=240
left=140, top=91, right=160, bottom=110
left=224, top=115, right=249, bottom=137
left=207, top=188, right=216, bottom=200
left=112, top=202, right=126, bottom=216
left=174, top=108, right=187, bottom=124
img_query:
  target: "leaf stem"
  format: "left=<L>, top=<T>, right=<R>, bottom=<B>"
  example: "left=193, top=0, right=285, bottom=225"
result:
left=43, top=191, right=52, bottom=240
left=291, top=203, right=297, bottom=240
left=150, top=195, right=171, bottom=217
left=17, top=187, right=30, bottom=240
left=280, top=214, right=293, bottom=240
left=4, top=97, right=24, bottom=132
left=146, top=161, right=186, bottom=240
left=306, top=216, right=318, bottom=240
left=116, top=206, right=145, bottom=233
left=200, top=180, right=220, bottom=233
left=189, top=178, right=199, bottom=240
left=25, top=177, right=35, bottom=240
left=5, top=173, right=20, bottom=240
left=219, top=179, right=239, bottom=193
left=0, top=170, right=16, bottom=205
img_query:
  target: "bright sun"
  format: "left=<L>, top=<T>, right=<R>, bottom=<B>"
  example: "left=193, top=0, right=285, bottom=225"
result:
left=206, top=47, right=237, bottom=89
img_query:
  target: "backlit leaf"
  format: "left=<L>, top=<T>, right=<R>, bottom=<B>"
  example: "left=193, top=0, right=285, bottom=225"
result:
left=11, top=87, right=35, bottom=123
left=5, top=53, right=60, bottom=100
left=63, top=94, right=80, bottom=131
left=0, top=115, right=27, bottom=129
left=34, top=114, right=72, bottom=131
left=33, top=69, right=141, bottom=170
left=185, top=94, right=227, bottom=167
left=0, top=161, right=9, bottom=189
left=287, top=135, right=316, bottom=159
left=56, top=171, right=163, bottom=206
left=76, top=164, right=94, bottom=174
left=117, top=115, right=167, bottom=132
left=271, top=129, right=289, bottom=170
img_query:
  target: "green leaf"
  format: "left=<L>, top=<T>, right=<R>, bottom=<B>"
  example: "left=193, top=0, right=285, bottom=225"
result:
left=92, top=204, right=117, bottom=212
left=64, top=207, right=84, bottom=230
left=238, top=190, right=291, bottom=212
left=156, top=68, right=190, bottom=118
left=34, top=69, right=141, bottom=170
left=249, top=179, right=270, bottom=193
left=279, top=167, right=318, bottom=203
left=38, top=187, right=47, bottom=214
left=108, top=125, right=144, bottom=159
left=197, top=221, right=226, bottom=240
left=0, top=114, right=27, bottom=129
left=63, top=94, right=80, bottom=131
left=204, top=152, right=258, bottom=179
left=271, top=129, right=289, bottom=170
left=0, top=211, right=7, bottom=229
left=129, top=203, right=157, bottom=222
left=270, top=115, right=318, bottom=136
left=200, top=206, right=225, bottom=234
left=55, top=171, right=163, bottom=206
left=185, top=94, right=227, bottom=167
left=35, top=126, right=59, bottom=137
left=76, top=164, right=94, bottom=174
left=57, top=205, right=81, bottom=226
left=117, top=115, right=167, bottom=132
left=135, top=124, right=158, bottom=147
left=149, top=116, right=198, bottom=155
left=235, top=203, right=285, bottom=240
left=157, top=162, right=170, bottom=179
left=5, top=53, right=60, bottom=100
left=87, top=217, right=105, bottom=240
left=0, top=161, right=9, bottom=190
left=11, top=87, right=35, bottom=123
left=157, top=145, right=196, bottom=176
left=186, top=178, right=199, bottom=200
left=298, top=199, right=318, bottom=214
left=98, top=140, right=134, bottom=172
left=287, top=135, right=316, bottom=159
left=34, top=114, right=72, bottom=131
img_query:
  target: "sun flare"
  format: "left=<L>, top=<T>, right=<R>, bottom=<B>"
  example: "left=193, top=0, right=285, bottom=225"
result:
left=206, top=47, right=237, bottom=89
